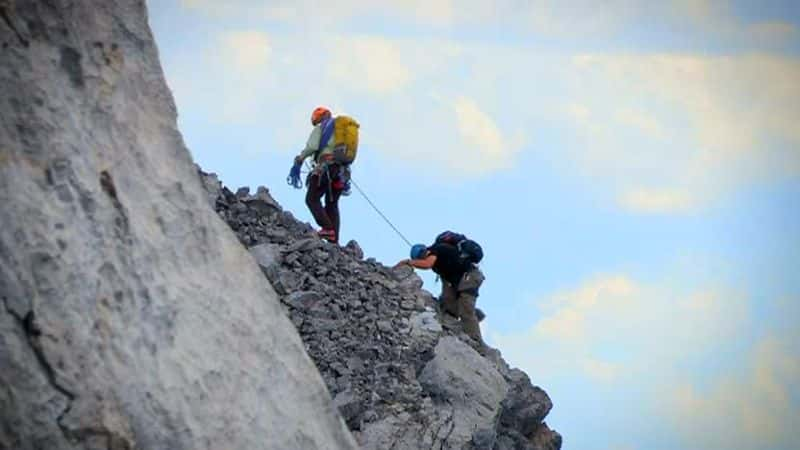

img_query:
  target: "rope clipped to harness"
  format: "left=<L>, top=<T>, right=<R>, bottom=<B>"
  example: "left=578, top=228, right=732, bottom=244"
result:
left=287, top=162, right=303, bottom=189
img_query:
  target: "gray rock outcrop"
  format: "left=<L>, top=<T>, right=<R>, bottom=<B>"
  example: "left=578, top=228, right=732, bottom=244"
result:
left=0, top=1, right=357, bottom=449
left=209, top=177, right=563, bottom=450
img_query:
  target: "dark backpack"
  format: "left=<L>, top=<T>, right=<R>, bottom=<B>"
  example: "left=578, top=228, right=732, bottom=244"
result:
left=433, top=231, right=483, bottom=265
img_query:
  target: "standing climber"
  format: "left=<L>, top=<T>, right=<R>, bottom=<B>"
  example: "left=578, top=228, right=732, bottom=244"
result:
left=395, top=232, right=485, bottom=346
left=289, top=106, right=360, bottom=244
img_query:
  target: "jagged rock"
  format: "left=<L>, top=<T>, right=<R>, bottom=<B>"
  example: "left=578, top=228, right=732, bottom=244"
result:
left=0, top=1, right=357, bottom=449
left=197, top=166, right=222, bottom=207
left=255, top=185, right=280, bottom=207
left=249, top=242, right=282, bottom=273
left=356, top=414, right=431, bottom=450
left=496, top=429, right=532, bottom=450
left=495, top=423, right=562, bottom=450
left=484, top=347, right=513, bottom=378
left=409, top=309, right=443, bottom=340
left=206, top=164, right=562, bottom=449
left=391, top=264, right=416, bottom=280
left=235, top=186, right=251, bottom=198
left=344, top=240, right=364, bottom=259
left=271, top=268, right=303, bottom=294
left=400, top=276, right=424, bottom=292
left=472, top=427, right=498, bottom=449
left=531, top=422, right=563, bottom=450
left=243, top=186, right=280, bottom=216
left=416, top=290, right=438, bottom=310
left=500, top=370, right=553, bottom=436
left=285, top=290, right=322, bottom=305
left=286, top=237, right=325, bottom=253
left=418, top=337, right=509, bottom=448
left=333, top=390, right=367, bottom=429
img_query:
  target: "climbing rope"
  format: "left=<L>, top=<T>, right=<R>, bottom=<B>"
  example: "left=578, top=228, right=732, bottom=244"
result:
left=297, top=161, right=412, bottom=247
left=349, top=177, right=413, bottom=248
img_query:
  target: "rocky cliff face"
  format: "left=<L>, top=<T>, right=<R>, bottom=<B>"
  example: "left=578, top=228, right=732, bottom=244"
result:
left=0, top=0, right=561, bottom=448
left=0, top=1, right=357, bottom=449
left=206, top=177, right=562, bottom=450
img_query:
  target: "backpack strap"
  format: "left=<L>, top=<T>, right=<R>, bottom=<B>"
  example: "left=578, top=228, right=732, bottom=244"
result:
left=315, top=117, right=336, bottom=161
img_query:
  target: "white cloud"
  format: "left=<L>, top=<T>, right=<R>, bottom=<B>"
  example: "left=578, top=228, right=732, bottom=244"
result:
left=747, top=21, right=798, bottom=44
left=400, top=0, right=455, bottom=27
left=491, top=273, right=799, bottom=449
left=220, top=31, right=271, bottom=72
left=178, top=0, right=241, bottom=16
left=661, top=337, right=800, bottom=449
left=355, top=90, right=523, bottom=177
left=159, top=29, right=493, bottom=170
left=327, top=36, right=412, bottom=95
left=565, top=52, right=800, bottom=212
left=614, top=108, right=665, bottom=139
left=177, top=0, right=458, bottom=28
left=159, top=30, right=276, bottom=125
left=524, top=0, right=643, bottom=38
left=162, top=3, right=800, bottom=193
left=670, top=0, right=798, bottom=46
left=177, top=0, right=797, bottom=49
left=619, top=188, right=695, bottom=214
left=452, top=96, right=518, bottom=174
left=670, top=0, right=722, bottom=23
left=492, top=274, right=748, bottom=383
left=212, top=31, right=274, bottom=123
left=581, top=357, right=623, bottom=383
left=565, top=104, right=591, bottom=122
left=535, top=275, right=637, bottom=343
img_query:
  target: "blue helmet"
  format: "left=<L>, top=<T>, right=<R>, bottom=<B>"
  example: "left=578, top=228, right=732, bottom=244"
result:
left=410, top=244, right=427, bottom=260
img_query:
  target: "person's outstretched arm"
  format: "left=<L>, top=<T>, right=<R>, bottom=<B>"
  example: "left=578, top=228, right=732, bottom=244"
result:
left=395, top=254, right=437, bottom=270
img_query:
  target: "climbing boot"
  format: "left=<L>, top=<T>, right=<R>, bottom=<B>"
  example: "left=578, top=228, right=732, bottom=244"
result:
left=318, top=228, right=337, bottom=243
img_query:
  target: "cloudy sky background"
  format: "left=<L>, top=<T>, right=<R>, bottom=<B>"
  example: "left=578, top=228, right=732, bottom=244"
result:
left=148, top=1, right=800, bottom=449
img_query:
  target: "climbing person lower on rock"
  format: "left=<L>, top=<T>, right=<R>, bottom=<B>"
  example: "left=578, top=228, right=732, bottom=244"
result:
left=293, top=106, right=350, bottom=243
left=395, top=232, right=486, bottom=346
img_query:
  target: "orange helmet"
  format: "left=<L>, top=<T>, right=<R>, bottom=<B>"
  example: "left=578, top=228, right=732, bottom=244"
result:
left=311, top=106, right=331, bottom=126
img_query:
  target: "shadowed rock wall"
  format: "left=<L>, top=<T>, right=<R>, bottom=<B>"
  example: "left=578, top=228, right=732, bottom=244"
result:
left=0, top=1, right=357, bottom=449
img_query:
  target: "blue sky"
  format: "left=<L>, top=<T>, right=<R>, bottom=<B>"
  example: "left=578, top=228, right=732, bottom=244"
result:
left=147, top=1, right=800, bottom=449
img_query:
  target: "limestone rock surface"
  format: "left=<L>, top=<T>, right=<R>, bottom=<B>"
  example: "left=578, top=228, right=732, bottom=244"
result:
left=0, top=1, right=357, bottom=449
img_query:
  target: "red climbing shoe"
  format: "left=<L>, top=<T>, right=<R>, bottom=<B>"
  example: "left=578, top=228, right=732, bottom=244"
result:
left=318, top=228, right=337, bottom=243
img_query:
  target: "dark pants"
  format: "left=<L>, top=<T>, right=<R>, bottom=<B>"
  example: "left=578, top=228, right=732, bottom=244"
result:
left=440, top=266, right=485, bottom=345
left=306, top=164, right=342, bottom=237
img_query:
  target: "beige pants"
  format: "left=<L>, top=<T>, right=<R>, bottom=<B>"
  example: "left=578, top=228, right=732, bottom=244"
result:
left=439, top=266, right=485, bottom=344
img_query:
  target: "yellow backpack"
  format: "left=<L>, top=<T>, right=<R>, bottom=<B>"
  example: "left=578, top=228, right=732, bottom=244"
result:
left=331, top=115, right=359, bottom=165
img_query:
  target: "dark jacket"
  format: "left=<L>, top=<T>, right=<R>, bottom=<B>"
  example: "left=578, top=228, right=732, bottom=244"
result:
left=428, top=242, right=469, bottom=284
